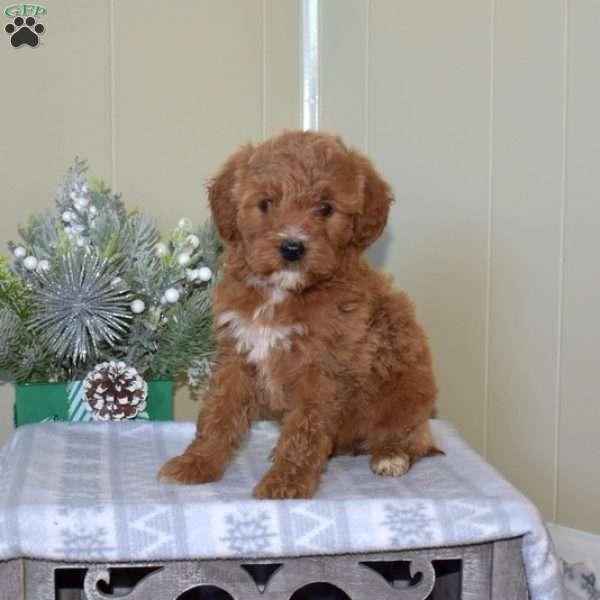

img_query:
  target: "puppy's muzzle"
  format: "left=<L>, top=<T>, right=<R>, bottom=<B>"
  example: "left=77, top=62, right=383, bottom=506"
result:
left=280, top=239, right=305, bottom=262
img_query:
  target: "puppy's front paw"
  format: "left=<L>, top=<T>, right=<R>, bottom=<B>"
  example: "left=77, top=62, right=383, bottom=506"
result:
left=253, top=467, right=317, bottom=500
left=159, top=453, right=223, bottom=485
left=370, top=452, right=410, bottom=477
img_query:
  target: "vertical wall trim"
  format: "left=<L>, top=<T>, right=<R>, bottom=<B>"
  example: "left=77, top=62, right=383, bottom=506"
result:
left=109, top=0, right=117, bottom=190
left=262, top=0, right=267, bottom=140
left=301, top=0, right=319, bottom=130
left=554, top=0, right=570, bottom=522
left=364, top=0, right=370, bottom=153
left=483, top=0, right=496, bottom=460
left=317, top=0, right=322, bottom=129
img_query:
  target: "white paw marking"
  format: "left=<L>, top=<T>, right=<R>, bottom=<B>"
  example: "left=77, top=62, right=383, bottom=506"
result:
left=371, top=454, right=410, bottom=477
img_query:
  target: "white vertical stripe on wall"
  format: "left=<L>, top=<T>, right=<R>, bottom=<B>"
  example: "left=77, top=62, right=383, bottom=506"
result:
left=263, top=0, right=267, bottom=140
left=109, top=0, right=117, bottom=190
left=301, top=0, right=320, bottom=130
left=559, top=0, right=600, bottom=533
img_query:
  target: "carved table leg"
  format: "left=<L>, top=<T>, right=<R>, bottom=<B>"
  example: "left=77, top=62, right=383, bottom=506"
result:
left=461, top=543, right=492, bottom=599
left=0, top=560, right=24, bottom=600
left=491, top=538, right=529, bottom=600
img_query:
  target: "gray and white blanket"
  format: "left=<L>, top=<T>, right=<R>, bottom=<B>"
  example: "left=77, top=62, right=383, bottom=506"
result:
left=0, top=419, right=565, bottom=599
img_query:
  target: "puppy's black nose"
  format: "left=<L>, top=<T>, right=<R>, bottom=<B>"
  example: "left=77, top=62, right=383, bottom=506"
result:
left=280, top=239, right=305, bottom=262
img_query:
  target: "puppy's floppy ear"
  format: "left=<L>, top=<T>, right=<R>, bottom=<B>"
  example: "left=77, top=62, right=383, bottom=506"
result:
left=207, top=145, right=253, bottom=243
left=351, top=152, right=394, bottom=249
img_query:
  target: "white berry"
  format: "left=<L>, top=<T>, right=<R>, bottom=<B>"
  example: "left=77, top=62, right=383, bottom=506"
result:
left=62, top=211, right=74, bottom=223
left=23, top=256, right=38, bottom=271
left=164, top=287, right=180, bottom=303
left=155, top=242, right=168, bottom=257
left=130, top=299, right=146, bottom=314
left=186, top=234, right=200, bottom=248
left=37, top=259, right=50, bottom=272
left=13, top=246, right=26, bottom=258
left=177, top=252, right=191, bottom=266
left=74, top=197, right=89, bottom=212
left=185, top=268, right=198, bottom=282
left=177, top=218, right=191, bottom=229
left=198, top=266, right=212, bottom=282
left=89, top=206, right=98, bottom=217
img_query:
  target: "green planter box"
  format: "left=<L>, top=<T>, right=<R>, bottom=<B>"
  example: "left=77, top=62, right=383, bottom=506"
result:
left=14, top=380, right=173, bottom=427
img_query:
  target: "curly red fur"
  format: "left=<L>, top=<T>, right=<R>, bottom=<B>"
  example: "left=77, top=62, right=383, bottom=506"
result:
left=160, top=130, right=439, bottom=499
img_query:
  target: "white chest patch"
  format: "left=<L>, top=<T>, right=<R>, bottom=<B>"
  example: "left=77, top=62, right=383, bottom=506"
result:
left=246, top=272, right=303, bottom=318
left=217, top=311, right=304, bottom=364
left=252, top=286, right=288, bottom=319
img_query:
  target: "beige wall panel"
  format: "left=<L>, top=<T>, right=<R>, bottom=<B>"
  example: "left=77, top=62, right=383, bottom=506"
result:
left=487, top=0, right=565, bottom=519
left=558, top=1, right=600, bottom=533
left=365, top=1, right=491, bottom=453
left=0, top=0, right=112, bottom=445
left=113, top=0, right=265, bottom=230
left=264, top=0, right=301, bottom=136
left=320, top=0, right=367, bottom=151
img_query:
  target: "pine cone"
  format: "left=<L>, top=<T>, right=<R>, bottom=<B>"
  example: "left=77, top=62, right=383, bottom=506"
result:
left=83, top=361, right=147, bottom=421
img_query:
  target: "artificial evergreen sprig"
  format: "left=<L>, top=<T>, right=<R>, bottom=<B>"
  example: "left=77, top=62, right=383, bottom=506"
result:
left=0, top=159, right=220, bottom=384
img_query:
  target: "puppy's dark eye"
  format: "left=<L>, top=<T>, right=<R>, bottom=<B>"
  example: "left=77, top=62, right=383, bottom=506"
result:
left=259, top=198, right=272, bottom=214
left=317, top=201, right=334, bottom=218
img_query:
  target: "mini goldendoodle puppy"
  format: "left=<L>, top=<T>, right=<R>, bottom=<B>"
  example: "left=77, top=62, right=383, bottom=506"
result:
left=160, top=130, right=439, bottom=499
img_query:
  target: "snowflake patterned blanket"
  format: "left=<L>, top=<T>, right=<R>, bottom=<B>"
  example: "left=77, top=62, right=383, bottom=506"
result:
left=0, top=420, right=565, bottom=599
